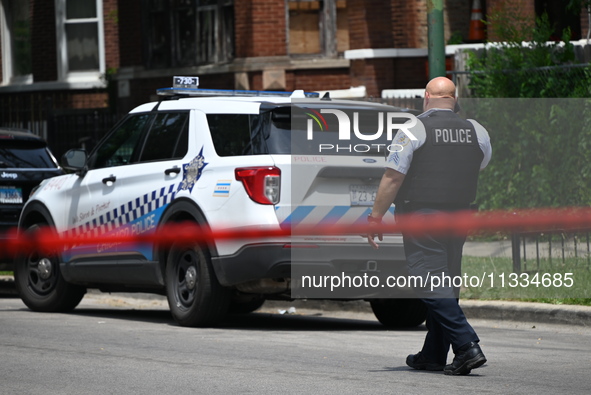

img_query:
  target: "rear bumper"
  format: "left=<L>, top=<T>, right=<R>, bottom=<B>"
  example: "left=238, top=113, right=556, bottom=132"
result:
left=212, top=241, right=413, bottom=298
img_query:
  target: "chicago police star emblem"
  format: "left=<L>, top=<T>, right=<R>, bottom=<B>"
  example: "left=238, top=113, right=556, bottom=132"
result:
left=178, top=147, right=207, bottom=193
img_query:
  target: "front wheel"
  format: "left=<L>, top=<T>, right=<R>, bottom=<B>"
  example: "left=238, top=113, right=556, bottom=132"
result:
left=14, top=224, right=86, bottom=312
left=165, top=242, right=230, bottom=327
left=370, top=298, right=427, bottom=328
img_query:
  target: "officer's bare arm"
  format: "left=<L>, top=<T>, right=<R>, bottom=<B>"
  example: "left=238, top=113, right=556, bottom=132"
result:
left=370, top=168, right=406, bottom=219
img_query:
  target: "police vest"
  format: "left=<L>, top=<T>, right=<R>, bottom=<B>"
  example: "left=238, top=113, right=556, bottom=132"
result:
left=397, top=110, right=484, bottom=205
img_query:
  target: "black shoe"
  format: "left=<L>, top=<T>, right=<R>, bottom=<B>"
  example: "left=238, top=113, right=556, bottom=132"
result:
left=406, top=352, right=445, bottom=371
left=444, top=342, right=487, bottom=376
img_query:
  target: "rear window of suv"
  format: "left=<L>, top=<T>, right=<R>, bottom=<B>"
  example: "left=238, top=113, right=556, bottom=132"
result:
left=207, top=105, right=398, bottom=157
left=208, top=112, right=293, bottom=157
left=0, top=140, right=58, bottom=169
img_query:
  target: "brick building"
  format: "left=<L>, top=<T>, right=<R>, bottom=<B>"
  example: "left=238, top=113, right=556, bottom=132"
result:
left=0, top=0, right=587, bottom=155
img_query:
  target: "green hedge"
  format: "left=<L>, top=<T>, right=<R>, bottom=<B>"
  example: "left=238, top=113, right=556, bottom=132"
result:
left=464, top=9, right=591, bottom=209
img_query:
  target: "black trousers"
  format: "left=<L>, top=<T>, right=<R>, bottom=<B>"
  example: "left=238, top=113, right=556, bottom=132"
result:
left=400, top=206, right=479, bottom=364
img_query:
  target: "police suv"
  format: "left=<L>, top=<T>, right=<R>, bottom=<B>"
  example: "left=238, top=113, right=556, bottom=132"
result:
left=15, top=77, right=426, bottom=327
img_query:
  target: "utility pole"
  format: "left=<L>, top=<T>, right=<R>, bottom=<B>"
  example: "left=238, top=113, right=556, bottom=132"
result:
left=427, top=0, right=446, bottom=79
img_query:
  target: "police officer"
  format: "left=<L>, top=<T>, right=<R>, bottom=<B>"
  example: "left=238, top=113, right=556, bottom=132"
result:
left=367, top=77, right=492, bottom=375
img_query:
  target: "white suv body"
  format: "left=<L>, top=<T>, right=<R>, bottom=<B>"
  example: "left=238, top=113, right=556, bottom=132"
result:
left=15, top=84, right=425, bottom=327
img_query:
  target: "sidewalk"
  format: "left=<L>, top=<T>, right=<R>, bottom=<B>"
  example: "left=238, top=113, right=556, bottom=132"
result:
left=464, top=239, right=589, bottom=259
left=464, top=240, right=514, bottom=258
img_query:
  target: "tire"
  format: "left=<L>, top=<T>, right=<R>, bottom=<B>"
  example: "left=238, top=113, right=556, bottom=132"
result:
left=14, top=224, right=86, bottom=312
left=228, top=296, right=265, bottom=314
left=165, top=241, right=231, bottom=327
left=370, top=298, right=427, bottom=328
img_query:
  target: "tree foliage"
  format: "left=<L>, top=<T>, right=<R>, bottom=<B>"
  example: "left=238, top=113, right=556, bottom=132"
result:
left=466, top=10, right=589, bottom=98
left=463, top=6, right=591, bottom=210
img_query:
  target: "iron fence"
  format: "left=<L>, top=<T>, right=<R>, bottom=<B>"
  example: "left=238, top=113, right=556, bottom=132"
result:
left=46, top=109, right=120, bottom=160
left=380, top=96, right=423, bottom=112
left=511, top=231, right=591, bottom=274
left=0, top=93, right=120, bottom=160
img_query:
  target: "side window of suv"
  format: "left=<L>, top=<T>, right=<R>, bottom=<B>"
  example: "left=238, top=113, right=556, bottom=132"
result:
left=89, top=114, right=153, bottom=169
left=208, top=114, right=254, bottom=156
left=139, top=112, right=189, bottom=162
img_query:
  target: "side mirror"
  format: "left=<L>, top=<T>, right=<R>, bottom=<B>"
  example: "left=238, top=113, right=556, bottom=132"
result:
left=61, top=149, right=88, bottom=175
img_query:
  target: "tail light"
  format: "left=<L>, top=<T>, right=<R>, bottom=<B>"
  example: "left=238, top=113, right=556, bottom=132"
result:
left=235, top=166, right=281, bottom=205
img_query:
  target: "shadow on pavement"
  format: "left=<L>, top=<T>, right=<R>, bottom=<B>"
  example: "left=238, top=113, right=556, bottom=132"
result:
left=51, top=305, right=426, bottom=332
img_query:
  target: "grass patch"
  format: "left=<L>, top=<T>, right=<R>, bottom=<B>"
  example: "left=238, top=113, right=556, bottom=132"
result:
left=461, top=256, right=591, bottom=305
left=0, top=271, right=13, bottom=276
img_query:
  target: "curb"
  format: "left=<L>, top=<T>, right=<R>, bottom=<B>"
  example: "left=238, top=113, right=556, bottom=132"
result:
left=264, top=299, right=591, bottom=327
left=460, top=299, right=591, bottom=327
left=2, top=276, right=590, bottom=326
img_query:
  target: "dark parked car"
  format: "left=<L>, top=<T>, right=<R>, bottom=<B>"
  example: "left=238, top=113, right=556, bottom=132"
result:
left=0, top=128, right=63, bottom=269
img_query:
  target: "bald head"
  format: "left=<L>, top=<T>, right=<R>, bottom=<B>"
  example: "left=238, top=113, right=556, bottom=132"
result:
left=426, top=77, right=456, bottom=98
left=424, top=77, right=457, bottom=111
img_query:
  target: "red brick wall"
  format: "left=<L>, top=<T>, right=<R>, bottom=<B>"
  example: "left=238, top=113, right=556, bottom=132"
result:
left=582, top=9, right=589, bottom=40
left=289, top=69, right=350, bottom=92
left=350, top=58, right=393, bottom=98
left=396, top=57, right=429, bottom=88
left=242, top=69, right=350, bottom=92
left=348, top=0, right=394, bottom=49
left=235, top=0, right=287, bottom=57
left=391, top=0, right=427, bottom=48
left=66, top=92, right=109, bottom=109
left=103, top=0, right=120, bottom=70
left=31, top=0, right=58, bottom=82
left=118, top=0, right=143, bottom=67
left=235, top=0, right=253, bottom=57
left=486, top=0, right=536, bottom=41
left=250, top=72, right=263, bottom=90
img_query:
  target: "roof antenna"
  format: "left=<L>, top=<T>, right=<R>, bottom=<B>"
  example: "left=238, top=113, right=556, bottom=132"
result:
left=321, top=92, right=331, bottom=101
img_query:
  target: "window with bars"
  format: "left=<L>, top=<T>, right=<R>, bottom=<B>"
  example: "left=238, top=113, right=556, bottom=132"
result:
left=144, top=0, right=234, bottom=69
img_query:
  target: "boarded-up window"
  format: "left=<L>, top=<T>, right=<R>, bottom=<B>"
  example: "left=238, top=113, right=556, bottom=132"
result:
left=288, top=1, right=321, bottom=54
left=288, top=0, right=349, bottom=56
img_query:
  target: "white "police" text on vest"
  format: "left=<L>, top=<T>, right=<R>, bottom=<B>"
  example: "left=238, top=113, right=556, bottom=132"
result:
left=434, top=128, right=473, bottom=144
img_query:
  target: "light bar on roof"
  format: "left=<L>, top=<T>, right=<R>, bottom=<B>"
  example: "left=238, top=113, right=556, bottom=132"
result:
left=159, top=76, right=319, bottom=98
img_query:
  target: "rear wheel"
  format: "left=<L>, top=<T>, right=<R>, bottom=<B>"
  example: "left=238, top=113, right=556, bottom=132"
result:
left=14, top=224, right=86, bottom=312
left=166, top=242, right=231, bottom=327
left=370, top=299, right=427, bottom=328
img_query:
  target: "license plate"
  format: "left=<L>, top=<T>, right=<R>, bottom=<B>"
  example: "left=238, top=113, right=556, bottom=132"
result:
left=350, top=184, right=377, bottom=206
left=0, top=187, right=23, bottom=204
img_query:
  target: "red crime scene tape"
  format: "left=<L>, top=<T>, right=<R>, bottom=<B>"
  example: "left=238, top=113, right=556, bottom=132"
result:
left=1, top=207, right=591, bottom=255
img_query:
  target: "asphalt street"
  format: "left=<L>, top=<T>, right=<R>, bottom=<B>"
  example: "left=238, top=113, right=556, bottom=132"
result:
left=1, top=291, right=590, bottom=395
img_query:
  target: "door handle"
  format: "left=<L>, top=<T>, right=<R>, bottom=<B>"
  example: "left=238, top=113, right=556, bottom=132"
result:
left=102, top=175, right=116, bottom=184
left=165, top=167, right=181, bottom=175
